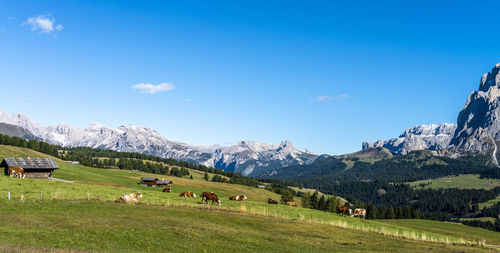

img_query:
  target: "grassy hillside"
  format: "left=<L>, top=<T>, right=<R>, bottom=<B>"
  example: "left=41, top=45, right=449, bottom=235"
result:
left=95, top=156, right=230, bottom=181
left=409, top=174, right=500, bottom=190
left=408, top=174, right=500, bottom=209
left=0, top=200, right=492, bottom=253
left=380, top=219, right=500, bottom=247
left=0, top=144, right=498, bottom=252
left=289, top=186, right=348, bottom=205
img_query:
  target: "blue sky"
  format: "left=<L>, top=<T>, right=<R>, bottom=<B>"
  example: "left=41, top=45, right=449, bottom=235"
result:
left=1, top=0, right=500, bottom=155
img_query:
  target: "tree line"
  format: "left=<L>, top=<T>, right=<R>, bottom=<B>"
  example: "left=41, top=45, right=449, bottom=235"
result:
left=0, top=134, right=270, bottom=189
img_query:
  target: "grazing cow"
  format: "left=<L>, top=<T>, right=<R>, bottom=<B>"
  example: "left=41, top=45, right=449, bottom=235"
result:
left=179, top=191, right=196, bottom=197
left=9, top=166, right=25, bottom=179
left=286, top=201, right=297, bottom=207
left=352, top=208, right=367, bottom=219
left=117, top=192, right=143, bottom=203
left=268, top=198, right=278, bottom=204
left=336, top=205, right=352, bottom=216
left=229, top=195, right=247, bottom=201
left=201, top=192, right=221, bottom=207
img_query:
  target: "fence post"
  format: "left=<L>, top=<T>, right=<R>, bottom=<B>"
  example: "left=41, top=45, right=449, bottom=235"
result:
left=8, top=190, right=10, bottom=200
left=40, top=191, right=42, bottom=200
left=378, top=225, right=381, bottom=233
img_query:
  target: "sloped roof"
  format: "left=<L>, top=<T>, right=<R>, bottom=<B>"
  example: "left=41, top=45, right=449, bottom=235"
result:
left=141, top=177, right=158, bottom=182
left=2, top=158, right=58, bottom=170
left=157, top=180, right=172, bottom=185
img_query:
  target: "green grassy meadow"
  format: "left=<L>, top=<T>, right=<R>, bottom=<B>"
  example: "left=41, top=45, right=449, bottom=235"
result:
left=380, top=219, right=500, bottom=247
left=0, top=144, right=499, bottom=252
left=0, top=200, right=494, bottom=253
left=409, top=174, right=500, bottom=210
left=409, top=174, right=500, bottom=190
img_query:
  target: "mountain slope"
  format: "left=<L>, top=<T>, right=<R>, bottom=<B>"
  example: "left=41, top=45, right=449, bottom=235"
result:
left=449, top=63, right=500, bottom=163
left=360, top=62, right=500, bottom=166
left=362, top=123, right=457, bottom=154
left=0, top=122, right=38, bottom=140
left=0, top=110, right=315, bottom=176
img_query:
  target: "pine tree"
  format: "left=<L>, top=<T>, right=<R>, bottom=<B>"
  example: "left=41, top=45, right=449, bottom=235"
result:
left=376, top=206, right=386, bottom=219
left=310, top=191, right=319, bottom=210
left=318, top=195, right=326, bottom=211
left=385, top=207, right=395, bottom=219
left=326, top=197, right=336, bottom=212
left=366, top=203, right=376, bottom=219
left=204, top=172, right=209, bottom=181
left=395, top=207, right=403, bottom=219
left=280, top=191, right=294, bottom=203
left=301, top=193, right=311, bottom=208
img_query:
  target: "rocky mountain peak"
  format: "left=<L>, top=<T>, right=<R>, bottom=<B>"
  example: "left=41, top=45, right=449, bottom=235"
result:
left=363, top=123, right=456, bottom=154
left=0, top=110, right=315, bottom=176
left=479, top=63, right=500, bottom=92
left=449, top=63, right=500, bottom=161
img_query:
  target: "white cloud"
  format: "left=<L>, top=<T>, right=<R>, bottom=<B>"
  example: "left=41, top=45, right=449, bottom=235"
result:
left=131, top=82, right=175, bottom=94
left=22, top=14, right=63, bottom=34
left=184, top=98, right=192, bottom=103
left=317, top=94, right=348, bottom=102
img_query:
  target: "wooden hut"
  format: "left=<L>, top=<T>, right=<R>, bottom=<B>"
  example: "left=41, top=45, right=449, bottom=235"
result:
left=156, top=179, right=172, bottom=188
left=1, top=158, right=58, bottom=179
left=140, top=177, right=158, bottom=187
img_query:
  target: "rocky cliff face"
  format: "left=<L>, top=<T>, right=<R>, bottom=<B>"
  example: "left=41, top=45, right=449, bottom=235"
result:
left=362, top=123, right=457, bottom=154
left=362, top=62, right=500, bottom=165
left=0, top=110, right=315, bottom=176
left=448, top=63, right=500, bottom=164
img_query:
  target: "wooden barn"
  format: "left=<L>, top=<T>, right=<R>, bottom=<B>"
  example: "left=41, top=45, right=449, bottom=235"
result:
left=2, top=157, right=59, bottom=179
left=156, top=179, right=173, bottom=188
left=140, top=177, right=158, bottom=187
left=140, top=177, right=173, bottom=187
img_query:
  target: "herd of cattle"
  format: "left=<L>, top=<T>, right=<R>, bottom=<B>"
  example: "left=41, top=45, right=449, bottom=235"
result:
left=116, top=191, right=366, bottom=218
left=337, top=204, right=367, bottom=219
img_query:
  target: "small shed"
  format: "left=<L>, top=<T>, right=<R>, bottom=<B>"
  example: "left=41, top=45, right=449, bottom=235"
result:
left=141, top=177, right=158, bottom=187
left=1, top=157, right=58, bottom=179
left=156, top=179, right=172, bottom=188
left=257, top=185, right=266, bottom=189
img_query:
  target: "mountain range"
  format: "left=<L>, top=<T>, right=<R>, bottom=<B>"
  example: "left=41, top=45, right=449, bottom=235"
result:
left=2, top=63, right=500, bottom=178
left=0, top=110, right=316, bottom=176
left=362, top=62, right=500, bottom=166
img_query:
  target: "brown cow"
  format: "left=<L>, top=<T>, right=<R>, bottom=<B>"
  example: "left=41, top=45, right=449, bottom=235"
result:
left=179, top=191, right=196, bottom=197
left=286, top=201, right=297, bottom=207
left=336, top=205, right=352, bottom=216
left=268, top=198, right=278, bottom=204
left=9, top=166, right=25, bottom=179
left=201, top=192, right=221, bottom=207
left=229, top=195, right=247, bottom=201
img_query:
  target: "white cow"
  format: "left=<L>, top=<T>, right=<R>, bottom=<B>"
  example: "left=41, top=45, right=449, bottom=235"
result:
left=117, top=192, right=143, bottom=203
left=352, top=208, right=366, bottom=219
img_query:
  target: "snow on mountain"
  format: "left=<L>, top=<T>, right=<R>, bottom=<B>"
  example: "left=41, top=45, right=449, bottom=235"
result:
left=362, top=62, right=500, bottom=163
left=0, top=110, right=315, bottom=176
left=362, top=123, right=457, bottom=154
